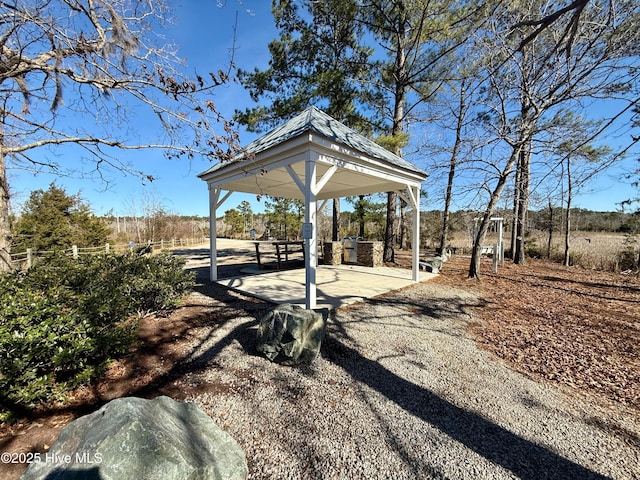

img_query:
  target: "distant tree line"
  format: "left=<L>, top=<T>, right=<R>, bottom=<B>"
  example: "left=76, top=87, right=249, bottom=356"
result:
left=12, top=184, right=637, bottom=267
left=529, top=208, right=638, bottom=234
left=10, top=184, right=210, bottom=253
left=219, top=197, right=637, bottom=245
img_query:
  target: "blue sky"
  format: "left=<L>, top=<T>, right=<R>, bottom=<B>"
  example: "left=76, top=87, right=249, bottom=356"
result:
left=9, top=0, right=638, bottom=217
left=10, top=0, right=275, bottom=218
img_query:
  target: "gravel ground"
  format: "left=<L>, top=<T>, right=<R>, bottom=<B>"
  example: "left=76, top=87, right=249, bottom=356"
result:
left=174, top=280, right=640, bottom=480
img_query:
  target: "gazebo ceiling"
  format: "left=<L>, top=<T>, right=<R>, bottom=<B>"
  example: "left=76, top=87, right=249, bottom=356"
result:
left=198, top=107, right=427, bottom=200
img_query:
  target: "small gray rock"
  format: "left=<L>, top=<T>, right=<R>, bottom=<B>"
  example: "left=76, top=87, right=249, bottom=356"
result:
left=21, top=396, right=248, bottom=480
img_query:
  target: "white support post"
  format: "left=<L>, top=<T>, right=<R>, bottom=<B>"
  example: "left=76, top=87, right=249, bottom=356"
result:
left=410, top=186, right=420, bottom=281
left=304, top=159, right=317, bottom=309
left=208, top=186, right=220, bottom=282
left=498, top=218, right=505, bottom=266
left=208, top=187, right=233, bottom=281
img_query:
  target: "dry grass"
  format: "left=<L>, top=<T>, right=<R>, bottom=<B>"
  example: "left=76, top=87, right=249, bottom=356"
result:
left=528, top=231, right=638, bottom=271
left=446, top=230, right=638, bottom=272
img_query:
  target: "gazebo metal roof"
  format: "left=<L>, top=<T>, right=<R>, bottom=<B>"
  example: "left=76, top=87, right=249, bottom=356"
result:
left=198, top=106, right=428, bottom=309
left=198, top=106, right=426, bottom=200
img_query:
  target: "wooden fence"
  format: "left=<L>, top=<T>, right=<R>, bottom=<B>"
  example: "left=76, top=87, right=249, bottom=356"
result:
left=10, top=237, right=209, bottom=270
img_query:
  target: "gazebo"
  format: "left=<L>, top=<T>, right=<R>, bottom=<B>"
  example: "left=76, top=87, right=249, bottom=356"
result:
left=198, top=107, right=428, bottom=309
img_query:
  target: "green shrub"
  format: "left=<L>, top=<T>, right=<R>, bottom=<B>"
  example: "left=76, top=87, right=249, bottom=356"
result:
left=0, top=252, right=194, bottom=420
left=617, top=248, right=639, bottom=271
left=525, top=242, right=544, bottom=259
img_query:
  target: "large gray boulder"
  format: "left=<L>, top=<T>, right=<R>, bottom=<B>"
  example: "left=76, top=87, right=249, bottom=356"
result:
left=256, top=304, right=328, bottom=365
left=21, top=396, right=248, bottom=480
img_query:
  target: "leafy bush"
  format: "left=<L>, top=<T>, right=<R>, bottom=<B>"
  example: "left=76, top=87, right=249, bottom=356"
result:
left=0, top=252, right=194, bottom=420
left=617, top=246, right=640, bottom=271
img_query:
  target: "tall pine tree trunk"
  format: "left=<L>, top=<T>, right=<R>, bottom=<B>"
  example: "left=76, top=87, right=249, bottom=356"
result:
left=399, top=198, right=407, bottom=249
left=563, top=155, right=573, bottom=266
left=357, top=195, right=365, bottom=238
left=509, top=165, right=520, bottom=259
left=546, top=198, right=554, bottom=259
left=383, top=191, right=397, bottom=262
left=514, top=143, right=531, bottom=264
left=469, top=144, right=524, bottom=278
left=383, top=0, right=408, bottom=263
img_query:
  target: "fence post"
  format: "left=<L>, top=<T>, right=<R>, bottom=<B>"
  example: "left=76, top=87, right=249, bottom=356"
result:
left=27, top=248, right=33, bottom=269
left=105, top=243, right=110, bottom=252
left=161, top=239, right=165, bottom=250
left=72, top=245, right=78, bottom=259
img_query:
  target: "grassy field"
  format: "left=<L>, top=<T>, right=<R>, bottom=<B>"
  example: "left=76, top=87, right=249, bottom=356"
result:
left=445, top=230, right=638, bottom=272
left=527, top=231, right=637, bottom=271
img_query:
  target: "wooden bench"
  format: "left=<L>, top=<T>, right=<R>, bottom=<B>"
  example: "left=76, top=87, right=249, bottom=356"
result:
left=480, top=245, right=495, bottom=255
left=254, top=241, right=305, bottom=270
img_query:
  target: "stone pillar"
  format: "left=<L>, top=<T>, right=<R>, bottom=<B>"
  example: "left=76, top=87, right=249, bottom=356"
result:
left=323, top=241, right=343, bottom=265
left=356, top=241, right=383, bottom=267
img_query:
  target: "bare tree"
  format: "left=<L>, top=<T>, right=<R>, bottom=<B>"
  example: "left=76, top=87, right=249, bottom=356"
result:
left=361, top=0, right=486, bottom=262
left=550, top=127, right=613, bottom=266
left=512, top=0, right=589, bottom=53
left=468, top=0, right=640, bottom=278
left=434, top=76, right=477, bottom=254
left=0, top=0, right=240, bottom=271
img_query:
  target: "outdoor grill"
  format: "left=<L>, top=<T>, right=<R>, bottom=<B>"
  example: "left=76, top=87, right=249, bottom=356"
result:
left=343, top=237, right=361, bottom=264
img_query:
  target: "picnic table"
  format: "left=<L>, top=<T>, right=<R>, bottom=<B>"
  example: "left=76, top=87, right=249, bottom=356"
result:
left=254, top=240, right=305, bottom=270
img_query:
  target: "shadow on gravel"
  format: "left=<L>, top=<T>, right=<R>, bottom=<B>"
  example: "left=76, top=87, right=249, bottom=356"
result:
left=124, top=283, right=269, bottom=399
left=324, top=326, right=607, bottom=480
left=42, top=283, right=266, bottom=417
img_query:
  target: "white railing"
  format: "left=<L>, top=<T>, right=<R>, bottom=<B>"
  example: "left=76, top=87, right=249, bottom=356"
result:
left=10, top=237, right=209, bottom=269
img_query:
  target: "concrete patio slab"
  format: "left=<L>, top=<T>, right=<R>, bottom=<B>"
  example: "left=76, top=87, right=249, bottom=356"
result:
left=215, top=264, right=437, bottom=310
left=174, top=240, right=437, bottom=310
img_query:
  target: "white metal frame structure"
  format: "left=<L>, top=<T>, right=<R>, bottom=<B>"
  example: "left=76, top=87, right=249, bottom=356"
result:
left=198, top=107, right=428, bottom=309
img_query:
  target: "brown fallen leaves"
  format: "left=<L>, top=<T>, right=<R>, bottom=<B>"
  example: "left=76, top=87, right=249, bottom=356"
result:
left=433, top=255, right=640, bottom=412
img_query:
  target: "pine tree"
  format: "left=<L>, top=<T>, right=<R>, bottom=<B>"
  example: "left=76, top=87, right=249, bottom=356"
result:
left=235, top=0, right=373, bottom=242
left=12, top=184, right=110, bottom=252
left=235, top=0, right=372, bottom=133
